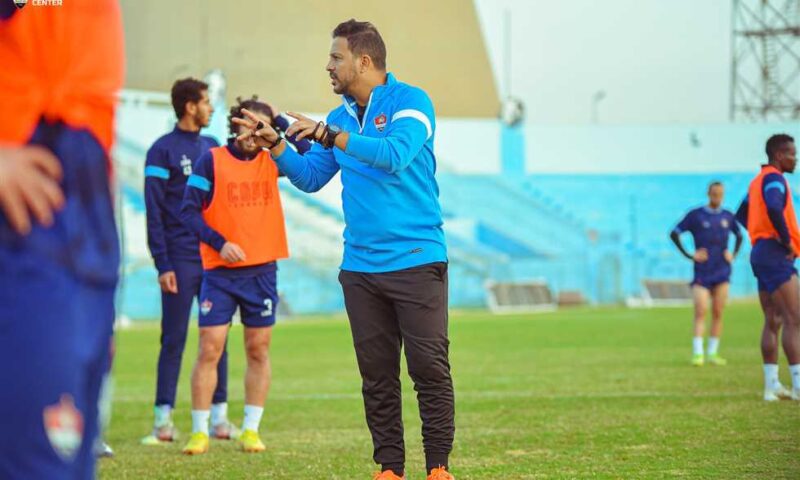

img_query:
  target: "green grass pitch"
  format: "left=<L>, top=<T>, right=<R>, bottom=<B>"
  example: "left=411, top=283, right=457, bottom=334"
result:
left=99, top=302, right=799, bottom=479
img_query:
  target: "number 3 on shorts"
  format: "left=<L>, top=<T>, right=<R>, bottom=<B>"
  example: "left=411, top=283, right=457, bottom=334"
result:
left=261, top=298, right=273, bottom=317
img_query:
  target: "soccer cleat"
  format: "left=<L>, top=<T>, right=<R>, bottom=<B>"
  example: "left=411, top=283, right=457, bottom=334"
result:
left=373, top=471, right=405, bottom=480
left=764, top=384, right=792, bottom=402
left=154, top=423, right=178, bottom=441
left=239, top=429, right=266, bottom=453
left=94, top=440, right=114, bottom=458
left=140, top=435, right=160, bottom=446
left=706, top=354, right=727, bottom=366
left=691, top=354, right=704, bottom=366
left=211, top=420, right=240, bottom=440
left=182, top=432, right=209, bottom=455
left=427, top=466, right=455, bottom=480
left=141, top=423, right=178, bottom=445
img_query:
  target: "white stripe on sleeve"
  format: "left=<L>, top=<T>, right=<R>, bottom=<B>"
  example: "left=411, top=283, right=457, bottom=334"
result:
left=391, top=109, right=433, bottom=140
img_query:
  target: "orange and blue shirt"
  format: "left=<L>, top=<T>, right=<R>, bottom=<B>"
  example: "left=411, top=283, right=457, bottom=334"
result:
left=0, top=0, right=123, bottom=286
left=736, top=164, right=800, bottom=262
left=180, top=140, right=289, bottom=276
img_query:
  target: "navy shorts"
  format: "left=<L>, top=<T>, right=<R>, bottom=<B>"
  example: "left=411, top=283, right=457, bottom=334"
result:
left=752, top=260, right=797, bottom=293
left=691, top=264, right=731, bottom=290
left=0, top=248, right=115, bottom=480
left=198, top=269, right=278, bottom=328
left=751, top=239, right=797, bottom=293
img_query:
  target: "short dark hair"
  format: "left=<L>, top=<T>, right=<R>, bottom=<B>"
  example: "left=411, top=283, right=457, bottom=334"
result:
left=228, top=95, right=273, bottom=136
left=171, top=78, right=208, bottom=118
left=766, top=133, right=795, bottom=161
left=708, top=181, right=723, bottom=192
left=332, top=19, right=386, bottom=70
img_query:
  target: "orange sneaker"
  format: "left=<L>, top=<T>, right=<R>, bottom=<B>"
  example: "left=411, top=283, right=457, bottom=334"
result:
left=427, top=466, right=454, bottom=480
left=373, top=470, right=405, bottom=480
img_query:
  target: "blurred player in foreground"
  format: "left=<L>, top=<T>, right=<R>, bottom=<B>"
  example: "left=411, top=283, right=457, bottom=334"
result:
left=0, top=0, right=123, bottom=478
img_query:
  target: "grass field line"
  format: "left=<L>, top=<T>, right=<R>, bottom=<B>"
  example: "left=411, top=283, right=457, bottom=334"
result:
left=112, top=388, right=764, bottom=403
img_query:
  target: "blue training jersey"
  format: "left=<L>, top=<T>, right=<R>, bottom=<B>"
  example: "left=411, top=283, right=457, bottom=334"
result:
left=673, top=206, right=741, bottom=274
left=274, top=72, right=447, bottom=273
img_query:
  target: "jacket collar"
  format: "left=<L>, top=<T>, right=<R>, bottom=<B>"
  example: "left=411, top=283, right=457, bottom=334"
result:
left=341, top=72, right=397, bottom=132
left=173, top=124, right=200, bottom=140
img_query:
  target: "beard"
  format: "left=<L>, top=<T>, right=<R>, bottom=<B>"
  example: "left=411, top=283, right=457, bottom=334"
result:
left=235, top=137, right=260, bottom=156
left=331, top=70, right=353, bottom=95
left=331, top=76, right=345, bottom=94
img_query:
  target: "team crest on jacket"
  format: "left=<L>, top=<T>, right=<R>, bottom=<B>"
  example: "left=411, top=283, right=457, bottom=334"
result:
left=721, top=218, right=729, bottom=229
left=180, top=154, right=193, bottom=176
left=14, top=0, right=27, bottom=9
left=200, top=299, right=213, bottom=315
left=43, top=394, right=84, bottom=462
left=374, top=113, right=387, bottom=132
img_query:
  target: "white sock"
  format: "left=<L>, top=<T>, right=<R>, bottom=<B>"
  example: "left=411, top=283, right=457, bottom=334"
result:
left=210, top=402, right=228, bottom=427
left=154, top=404, right=172, bottom=427
left=191, top=410, right=210, bottom=435
left=242, top=405, right=264, bottom=432
left=763, top=364, right=780, bottom=390
left=790, top=364, right=800, bottom=391
left=692, top=337, right=704, bottom=356
left=707, top=337, right=720, bottom=356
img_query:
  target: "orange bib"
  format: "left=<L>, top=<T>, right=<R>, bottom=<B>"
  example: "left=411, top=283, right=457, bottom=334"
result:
left=746, top=165, right=800, bottom=255
left=200, top=147, right=289, bottom=270
left=0, top=0, right=124, bottom=154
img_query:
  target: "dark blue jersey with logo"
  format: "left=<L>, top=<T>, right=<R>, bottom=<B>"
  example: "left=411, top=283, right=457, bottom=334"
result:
left=144, top=126, right=219, bottom=274
left=673, top=206, right=742, bottom=282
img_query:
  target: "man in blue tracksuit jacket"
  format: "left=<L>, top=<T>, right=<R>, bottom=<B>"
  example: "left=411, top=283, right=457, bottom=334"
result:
left=234, top=19, right=455, bottom=480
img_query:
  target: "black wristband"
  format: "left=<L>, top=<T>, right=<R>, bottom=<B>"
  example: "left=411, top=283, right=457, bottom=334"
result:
left=321, top=124, right=342, bottom=149
left=266, top=136, right=282, bottom=149
left=310, top=121, right=324, bottom=142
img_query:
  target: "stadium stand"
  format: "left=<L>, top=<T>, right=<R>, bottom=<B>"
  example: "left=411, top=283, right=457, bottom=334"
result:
left=628, top=279, right=694, bottom=308
left=485, top=280, right=557, bottom=314
left=521, top=173, right=760, bottom=301
left=114, top=89, right=797, bottom=319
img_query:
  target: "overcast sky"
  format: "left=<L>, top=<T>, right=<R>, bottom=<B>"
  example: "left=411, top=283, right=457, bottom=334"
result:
left=474, top=0, right=732, bottom=125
